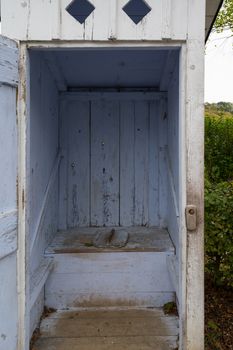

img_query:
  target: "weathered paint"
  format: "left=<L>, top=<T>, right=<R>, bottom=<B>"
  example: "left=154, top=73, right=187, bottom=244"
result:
left=15, top=41, right=204, bottom=350
left=45, top=253, right=175, bottom=309
left=1, top=0, right=220, bottom=42
left=28, top=50, right=61, bottom=340
left=44, top=227, right=175, bottom=309
left=185, top=0, right=206, bottom=349
left=0, top=0, right=210, bottom=348
left=1, top=0, right=187, bottom=41
left=34, top=308, right=179, bottom=350
left=0, top=35, right=18, bottom=350
left=17, top=42, right=30, bottom=350
left=59, top=92, right=167, bottom=229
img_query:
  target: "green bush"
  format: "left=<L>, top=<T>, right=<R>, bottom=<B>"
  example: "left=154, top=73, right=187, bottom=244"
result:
left=205, top=116, right=233, bottom=183
left=205, top=112, right=233, bottom=287
left=205, top=180, right=233, bottom=287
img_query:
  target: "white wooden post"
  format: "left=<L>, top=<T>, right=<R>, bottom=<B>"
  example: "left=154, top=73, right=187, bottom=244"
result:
left=184, top=1, right=206, bottom=349
left=17, top=43, right=30, bottom=350
left=178, top=43, right=187, bottom=350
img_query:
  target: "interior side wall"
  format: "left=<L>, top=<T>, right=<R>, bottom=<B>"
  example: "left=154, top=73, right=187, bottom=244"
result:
left=29, top=52, right=59, bottom=335
left=59, top=95, right=168, bottom=229
left=167, top=58, right=180, bottom=254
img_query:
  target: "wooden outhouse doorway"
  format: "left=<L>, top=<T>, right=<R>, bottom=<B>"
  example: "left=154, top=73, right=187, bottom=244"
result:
left=24, top=46, right=184, bottom=349
left=0, top=0, right=211, bottom=347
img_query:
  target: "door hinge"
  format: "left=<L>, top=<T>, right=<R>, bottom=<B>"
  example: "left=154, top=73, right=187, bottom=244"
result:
left=185, top=205, right=197, bottom=231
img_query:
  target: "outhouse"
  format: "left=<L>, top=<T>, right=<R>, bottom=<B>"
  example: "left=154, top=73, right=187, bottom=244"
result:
left=0, top=1, right=222, bottom=349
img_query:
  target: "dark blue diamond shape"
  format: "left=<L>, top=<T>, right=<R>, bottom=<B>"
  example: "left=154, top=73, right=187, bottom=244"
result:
left=66, top=0, right=95, bottom=24
left=123, top=0, right=151, bottom=24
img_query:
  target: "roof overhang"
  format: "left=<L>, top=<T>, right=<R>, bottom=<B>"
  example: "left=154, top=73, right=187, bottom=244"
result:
left=205, top=0, right=224, bottom=41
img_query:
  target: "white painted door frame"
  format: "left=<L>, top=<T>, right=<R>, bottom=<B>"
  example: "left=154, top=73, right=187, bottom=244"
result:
left=17, top=43, right=31, bottom=350
left=17, top=40, right=204, bottom=350
left=183, top=1, right=206, bottom=349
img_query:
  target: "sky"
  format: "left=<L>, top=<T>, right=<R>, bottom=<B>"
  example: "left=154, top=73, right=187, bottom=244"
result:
left=205, top=30, right=233, bottom=103
left=0, top=23, right=232, bottom=103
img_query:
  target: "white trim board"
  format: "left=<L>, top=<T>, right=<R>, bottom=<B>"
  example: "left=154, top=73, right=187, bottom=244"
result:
left=61, top=91, right=167, bottom=101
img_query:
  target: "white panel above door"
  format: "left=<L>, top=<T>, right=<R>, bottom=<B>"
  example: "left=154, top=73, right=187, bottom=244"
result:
left=1, top=0, right=188, bottom=41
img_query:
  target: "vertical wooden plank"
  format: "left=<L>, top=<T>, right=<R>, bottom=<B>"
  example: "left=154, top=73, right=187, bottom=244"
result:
left=1, top=0, right=29, bottom=40
left=91, top=99, right=120, bottom=226
left=184, top=0, right=206, bottom=349
left=158, top=99, right=168, bottom=228
left=120, top=100, right=135, bottom=226
left=171, top=0, right=187, bottom=40
left=162, top=0, right=172, bottom=39
left=178, top=44, right=188, bottom=350
left=0, top=37, right=19, bottom=350
left=148, top=101, right=159, bottom=226
left=67, top=101, right=90, bottom=227
left=51, top=0, right=61, bottom=40
left=134, top=101, right=149, bottom=226
left=108, top=0, right=118, bottom=40
left=18, top=42, right=31, bottom=350
left=58, top=99, right=68, bottom=230
left=0, top=86, right=17, bottom=214
left=166, top=58, right=180, bottom=254
left=27, top=0, right=53, bottom=40
left=85, top=0, right=109, bottom=41
left=0, top=254, right=18, bottom=350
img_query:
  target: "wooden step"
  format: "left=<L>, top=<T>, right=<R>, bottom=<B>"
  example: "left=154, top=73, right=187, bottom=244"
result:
left=33, top=308, right=179, bottom=350
left=34, top=335, right=178, bottom=350
left=44, top=227, right=175, bottom=309
left=45, top=227, right=175, bottom=254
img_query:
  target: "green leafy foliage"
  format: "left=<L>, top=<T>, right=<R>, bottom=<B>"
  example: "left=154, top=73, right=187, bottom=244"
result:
left=214, top=0, right=233, bottom=33
left=205, top=319, right=222, bottom=350
left=205, top=108, right=233, bottom=287
left=205, top=180, right=233, bottom=287
left=205, top=102, right=233, bottom=114
left=205, top=112, right=233, bottom=183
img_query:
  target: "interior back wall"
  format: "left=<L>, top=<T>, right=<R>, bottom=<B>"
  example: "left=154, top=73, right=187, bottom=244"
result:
left=59, top=95, right=168, bottom=229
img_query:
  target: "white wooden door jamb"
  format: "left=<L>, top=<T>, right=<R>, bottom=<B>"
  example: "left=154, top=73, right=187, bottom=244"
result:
left=185, top=1, right=205, bottom=349
left=17, top=43, right=30, bottom=350
left=178, top=43, right=187, bottom=350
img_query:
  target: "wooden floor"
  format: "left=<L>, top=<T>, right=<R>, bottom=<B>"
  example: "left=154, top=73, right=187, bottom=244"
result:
left=33, top=308, right=179, bottom=350
left=45, top=227, right=174, bottom=254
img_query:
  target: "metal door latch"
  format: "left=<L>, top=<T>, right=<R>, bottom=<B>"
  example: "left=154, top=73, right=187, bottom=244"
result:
left=185, top=205, right=197, bottom=231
